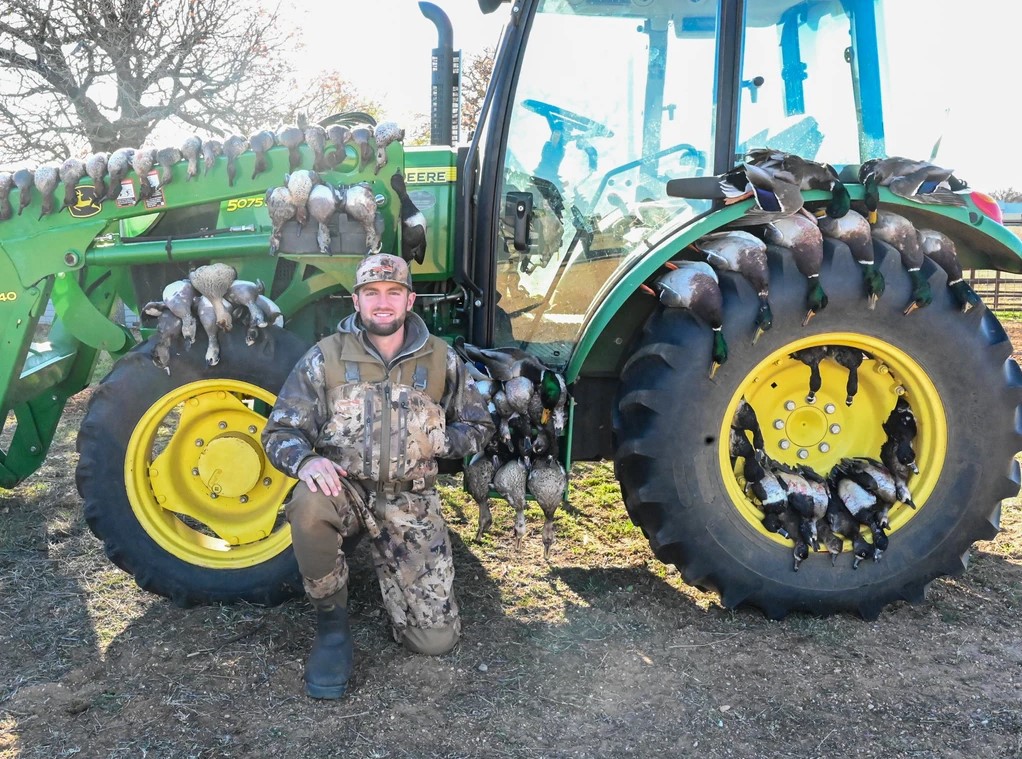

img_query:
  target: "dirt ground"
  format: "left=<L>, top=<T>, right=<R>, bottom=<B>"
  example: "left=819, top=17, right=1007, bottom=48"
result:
left=2, top=329, right=1022, bottom=759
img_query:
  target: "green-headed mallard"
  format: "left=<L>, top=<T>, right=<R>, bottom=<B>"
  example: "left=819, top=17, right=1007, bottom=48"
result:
left=720, top=161, right=804, bottom=226
left=871, top=210, right=932, bottom=315
left=858, top=157, right=968, bottom=222
left=760, top=212, right=827, bottom=325
left=745, top=149, right=850, bottom=218
left=691, top=230, right=772, bottom=343
left=917, top=228, right=981, bottom=313
left=641, top=260, right=727, bottom=378
left=817, top=209, right=885, bottom=309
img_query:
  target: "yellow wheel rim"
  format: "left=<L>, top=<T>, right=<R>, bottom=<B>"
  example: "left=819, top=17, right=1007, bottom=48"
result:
left=125, top=379, right=297, bottom=568
left=721, top=332, right=947, bottom=545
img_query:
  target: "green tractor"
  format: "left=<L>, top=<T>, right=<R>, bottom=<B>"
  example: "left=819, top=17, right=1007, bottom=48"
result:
left=1, top=0, right=1019, bottom=620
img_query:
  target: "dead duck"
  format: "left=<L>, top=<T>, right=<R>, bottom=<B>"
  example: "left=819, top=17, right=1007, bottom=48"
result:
left=859, top=157, right=968, bottom=221
left=303, top=124, right=329, bottom=172
left=105, top=148, right=135, bottom=201
left=832, top=475, right=889, bottom=563
left=882, top=396, right=917, bottom=444
left=180, top=136, right=202, bottom=181
left=326, top=125, right=351, bottom=167
left=202, top=139, right=223, bottom=176
left=223, top=135, right=249, bottom=187
left=58, top=158, right=87, bottom=212
left=528, top=455, right=568, bottom=560
left=493, top=458, right=528, bottom=550
left=189, top=263, right=237, bottom=330
left=458, top=343, right=549, bottom=384
left=464, top=452, right=496, bottom=540
left=374, top=121, right=405, bottom=173
left=248, top=130, right=277, bottom=179
left=772, top=461, right=829, bottom=551
left=735, top=445, right=789, bottom=537
left=226, top=278, right=267, bottom=328
left=791, top=346, right=828, bottom=404
left=832, top=456, right=901, bottom=533
left=276, top=125, right=305, bottom=172
left=720, top=161, right=805, bottom=226
left=691, top=230, right=771, bottom=342
left=157, top=146, right=182, bottom=186
left=504, top=375, right=535, bottom=416
left=286, top=170, right=320, bottom=227
left=348, top=127, right=375, bottom=172
left=391, top=171, right=427, bottom=264
left=34, top=163, right=61, bottom=218
left=732, top=397, right=765, bottom=452
left=132, top=148, right=159, bottom=203
left=0, top=171, right=13, bottom=220
left=879, top=436, right=916, bottom=510
left=871, top=210, right=932, bottom=315
left=917, top=228, right=981, bottom=312
left=827, top=346, right=869, bottom=406
left=745, top=149, right=850, bottom=218
left=243, top=294, right=283, bottom=345
left=760, top=212, right=828, bottom=325
left=823, top=488, right=877, bottom=568
left=13, top=168, right=34, bottom=215
left=155, top=278, right=198, bottom=346
left=85, top=153, right=109, bottom=199
left=195, top=295, right=229, bottom=367
left=307, top=184, right=338, bottom=254
left=333, top=183, right=381, bottom=253
left=641, top=261, right=728, bottom=378
left=149, top=305, right=183, bottom=374
left=817, top=209, right=885, bottom=309
left=265, top=185, right=297, bottom=255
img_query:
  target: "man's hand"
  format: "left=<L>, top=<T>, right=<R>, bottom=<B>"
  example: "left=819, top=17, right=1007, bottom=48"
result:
left=297, top=456, right=348, bottom=497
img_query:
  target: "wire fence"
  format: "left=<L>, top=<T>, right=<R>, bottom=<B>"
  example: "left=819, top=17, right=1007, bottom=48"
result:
left=964, top=270, right=1022, bottom=312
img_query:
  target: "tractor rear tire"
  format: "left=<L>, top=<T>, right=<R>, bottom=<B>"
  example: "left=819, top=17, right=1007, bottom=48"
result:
left=613, top=237, right=1022, bottom=619
left=76, top=326, right=310, bottom=607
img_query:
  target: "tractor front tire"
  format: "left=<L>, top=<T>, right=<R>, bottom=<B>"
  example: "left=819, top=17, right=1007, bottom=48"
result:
left=614, top=237, right=1021, bottom=619
left=76, top=326, right=310, bottom=607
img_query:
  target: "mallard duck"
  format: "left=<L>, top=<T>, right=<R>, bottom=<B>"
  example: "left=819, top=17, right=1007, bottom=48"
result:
left=760, top=212, right=827, bottom=325
left=817, top=209, right=885, bottom=309
left=720, top=161, right=805, bottom=226
left=157, top=147, right=181, bottom=187
left=333, top=183, right=380, bottom=254
left=308, top=184, right=337, bottom=254
left=286, top=170, right=320, bottom=227
left=641, top=261, right=728, bottom=378
left=464, top=452, right=496, bottom=540
left=33, top=163, right=60, bottom=218
left=791, top=346, right=828, bottom=404
left=503, top=375, right=535, bottom=416
left=745, top=149, right=850, bottom=218
left=276, top=125, right=305, bottom=172
left=326, top=125, right=351, bottom=167
left=691, top=230, right=772, bottom=342
left=223, top=135, right=249, bottom=187
left=0, top=171, right=13, bottom=221
left=13, top=168, right=34, bottom=215
left=58, top=158, right=87, bottom=212
left=249, top=130, right=277, bottom=179
left=181, top=136, right=202, bottom=181
left=265, top=185, right=297, bottom=255
left=871, top=210, right=931, bottom=315
left=917, top=228, right=981, bottom=312
left=859, top=157, right=968, bottom=214
left=189, top=263, right=237, bottom=330
left=105, top=148, right=135, bottom=201
left=493, top=458, right=528, bottom=549
left=391, top=171, right=427, bottom=264
left=85, top=152, right=108, bottom=199
left=132, top=148, right=158, bottom=203
left=458, top=343, right=549, bottom=384
left=202, top=139, right=223, bottom=176
left=527, top=455, right=567, bottom=560
left=827, top=345, right=868, bottom=407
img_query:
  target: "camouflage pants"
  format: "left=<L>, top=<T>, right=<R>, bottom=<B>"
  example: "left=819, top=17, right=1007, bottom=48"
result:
left=285, top=480, right=461, bottom=655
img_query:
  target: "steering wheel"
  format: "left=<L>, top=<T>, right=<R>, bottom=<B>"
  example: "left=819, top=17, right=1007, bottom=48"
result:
left=522, top=99, right=614, bottom=139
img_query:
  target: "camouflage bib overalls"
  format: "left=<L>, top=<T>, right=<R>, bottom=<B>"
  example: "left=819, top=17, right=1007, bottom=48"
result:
left=285, top=331, right=461, bottom=655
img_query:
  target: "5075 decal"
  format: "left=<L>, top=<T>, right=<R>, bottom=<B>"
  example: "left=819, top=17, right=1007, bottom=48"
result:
left=225, top=196, right=265, bottom=212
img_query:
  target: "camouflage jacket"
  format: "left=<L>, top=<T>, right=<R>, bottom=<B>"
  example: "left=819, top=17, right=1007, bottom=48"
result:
left=262, top=312, right=494, bottom=485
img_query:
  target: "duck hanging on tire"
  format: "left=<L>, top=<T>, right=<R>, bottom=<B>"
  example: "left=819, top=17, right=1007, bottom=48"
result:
left=690, top=230, right=772, bottom=343
left=641, top=260, right=728, bottom=378
left=870, top=210, right=933, bottom=315
left=758, top=211, right=828, bottom=325
left=817, top=209, right=885, bottom=309
left=917, top=228, right=982, bottom=313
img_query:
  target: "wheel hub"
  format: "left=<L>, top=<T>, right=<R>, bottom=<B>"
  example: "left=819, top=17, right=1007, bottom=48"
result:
left=783, top=405, right=829, bottom=448
left=196, top=434, right=263, bottom=498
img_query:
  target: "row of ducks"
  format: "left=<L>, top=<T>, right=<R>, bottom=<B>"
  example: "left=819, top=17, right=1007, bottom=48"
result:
left=455, top=343, right=570, bottom=559
left=645, top=199, right=981, bottom=377
left=263, top=170, right=426, bottom=262
left=732, top=396, right=919, bottom=570
left=142, top=263, right=281, bottom=371
left=0, top=118, right=405, bottom=223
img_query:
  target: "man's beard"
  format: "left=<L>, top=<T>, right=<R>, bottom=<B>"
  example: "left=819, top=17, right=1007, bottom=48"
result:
left=362, top=310, right=407, bottom=336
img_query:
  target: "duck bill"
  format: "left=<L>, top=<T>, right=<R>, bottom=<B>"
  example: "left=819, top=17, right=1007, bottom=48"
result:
left=801, top=309, right=816, bottom=327
left=867, top=293, right=879, bottom=311
left=961, top=302, right=974, bottom=314
left=639, top=283, right=657, bottom=296
left=752, top=325, right=765, bottom=345
left=709, top=361, right=721, bottom=380
left=902, top=301, right=920, bottom=316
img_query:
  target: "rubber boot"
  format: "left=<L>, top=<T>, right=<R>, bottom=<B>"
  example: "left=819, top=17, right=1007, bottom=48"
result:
left=304, top=604, right=354, bottom=699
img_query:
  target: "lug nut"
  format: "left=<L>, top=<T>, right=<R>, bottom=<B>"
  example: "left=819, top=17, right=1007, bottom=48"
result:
left=773, top=419, right=785, bottom=430
left=192, top=468, right=200, bottom=476
left=779, top=440, right=791, bottom=450
left=239, top=495, right=249, bottom=503
left=894, top=385, right=906, bottom=396
left=830, top=424, right=841, bottom=434
left=797, top=449, right=809, bottom=459
left=195, top=438, right=204, bottom=447
left=824, top=403, right=836, bottom=414
left=784, top=400, right=796, bottom=411
left=218, top=421, right=228, bottom=430
left=819, top=443, right=830, bottom=453
left=875, top=363, right=889, bottom=375
left=210, top=492, right=218, bottom=499
left=263, top=477, right=272, bottom=486
left=248, top=425, right=258, bottom=434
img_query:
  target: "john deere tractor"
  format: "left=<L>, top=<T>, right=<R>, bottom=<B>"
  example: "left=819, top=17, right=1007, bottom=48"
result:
left=1, top=0, right=1019, bottom=619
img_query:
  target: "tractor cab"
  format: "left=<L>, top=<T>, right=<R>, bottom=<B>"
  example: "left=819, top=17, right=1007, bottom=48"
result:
left=469, top=0, right=930, bottom=366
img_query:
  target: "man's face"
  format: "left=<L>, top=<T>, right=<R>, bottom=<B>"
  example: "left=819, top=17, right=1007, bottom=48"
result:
left=353, top=282, right=415, bottom=337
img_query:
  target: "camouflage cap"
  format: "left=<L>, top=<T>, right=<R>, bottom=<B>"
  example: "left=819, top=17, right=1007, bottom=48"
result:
left=353, top=253, right=413, bottom=291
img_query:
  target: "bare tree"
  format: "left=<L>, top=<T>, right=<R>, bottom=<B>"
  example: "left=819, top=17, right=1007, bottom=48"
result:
left=0, top=0, right=339, bottom=162
left=460, top=46, right=494, bottom=138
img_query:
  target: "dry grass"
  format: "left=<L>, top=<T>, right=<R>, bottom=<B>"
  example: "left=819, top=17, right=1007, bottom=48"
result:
left=1, top=334, right=1022, bottom=758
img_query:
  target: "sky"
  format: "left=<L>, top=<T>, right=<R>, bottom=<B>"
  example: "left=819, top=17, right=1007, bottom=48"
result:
left=288, top=0, right=508, bottom=129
